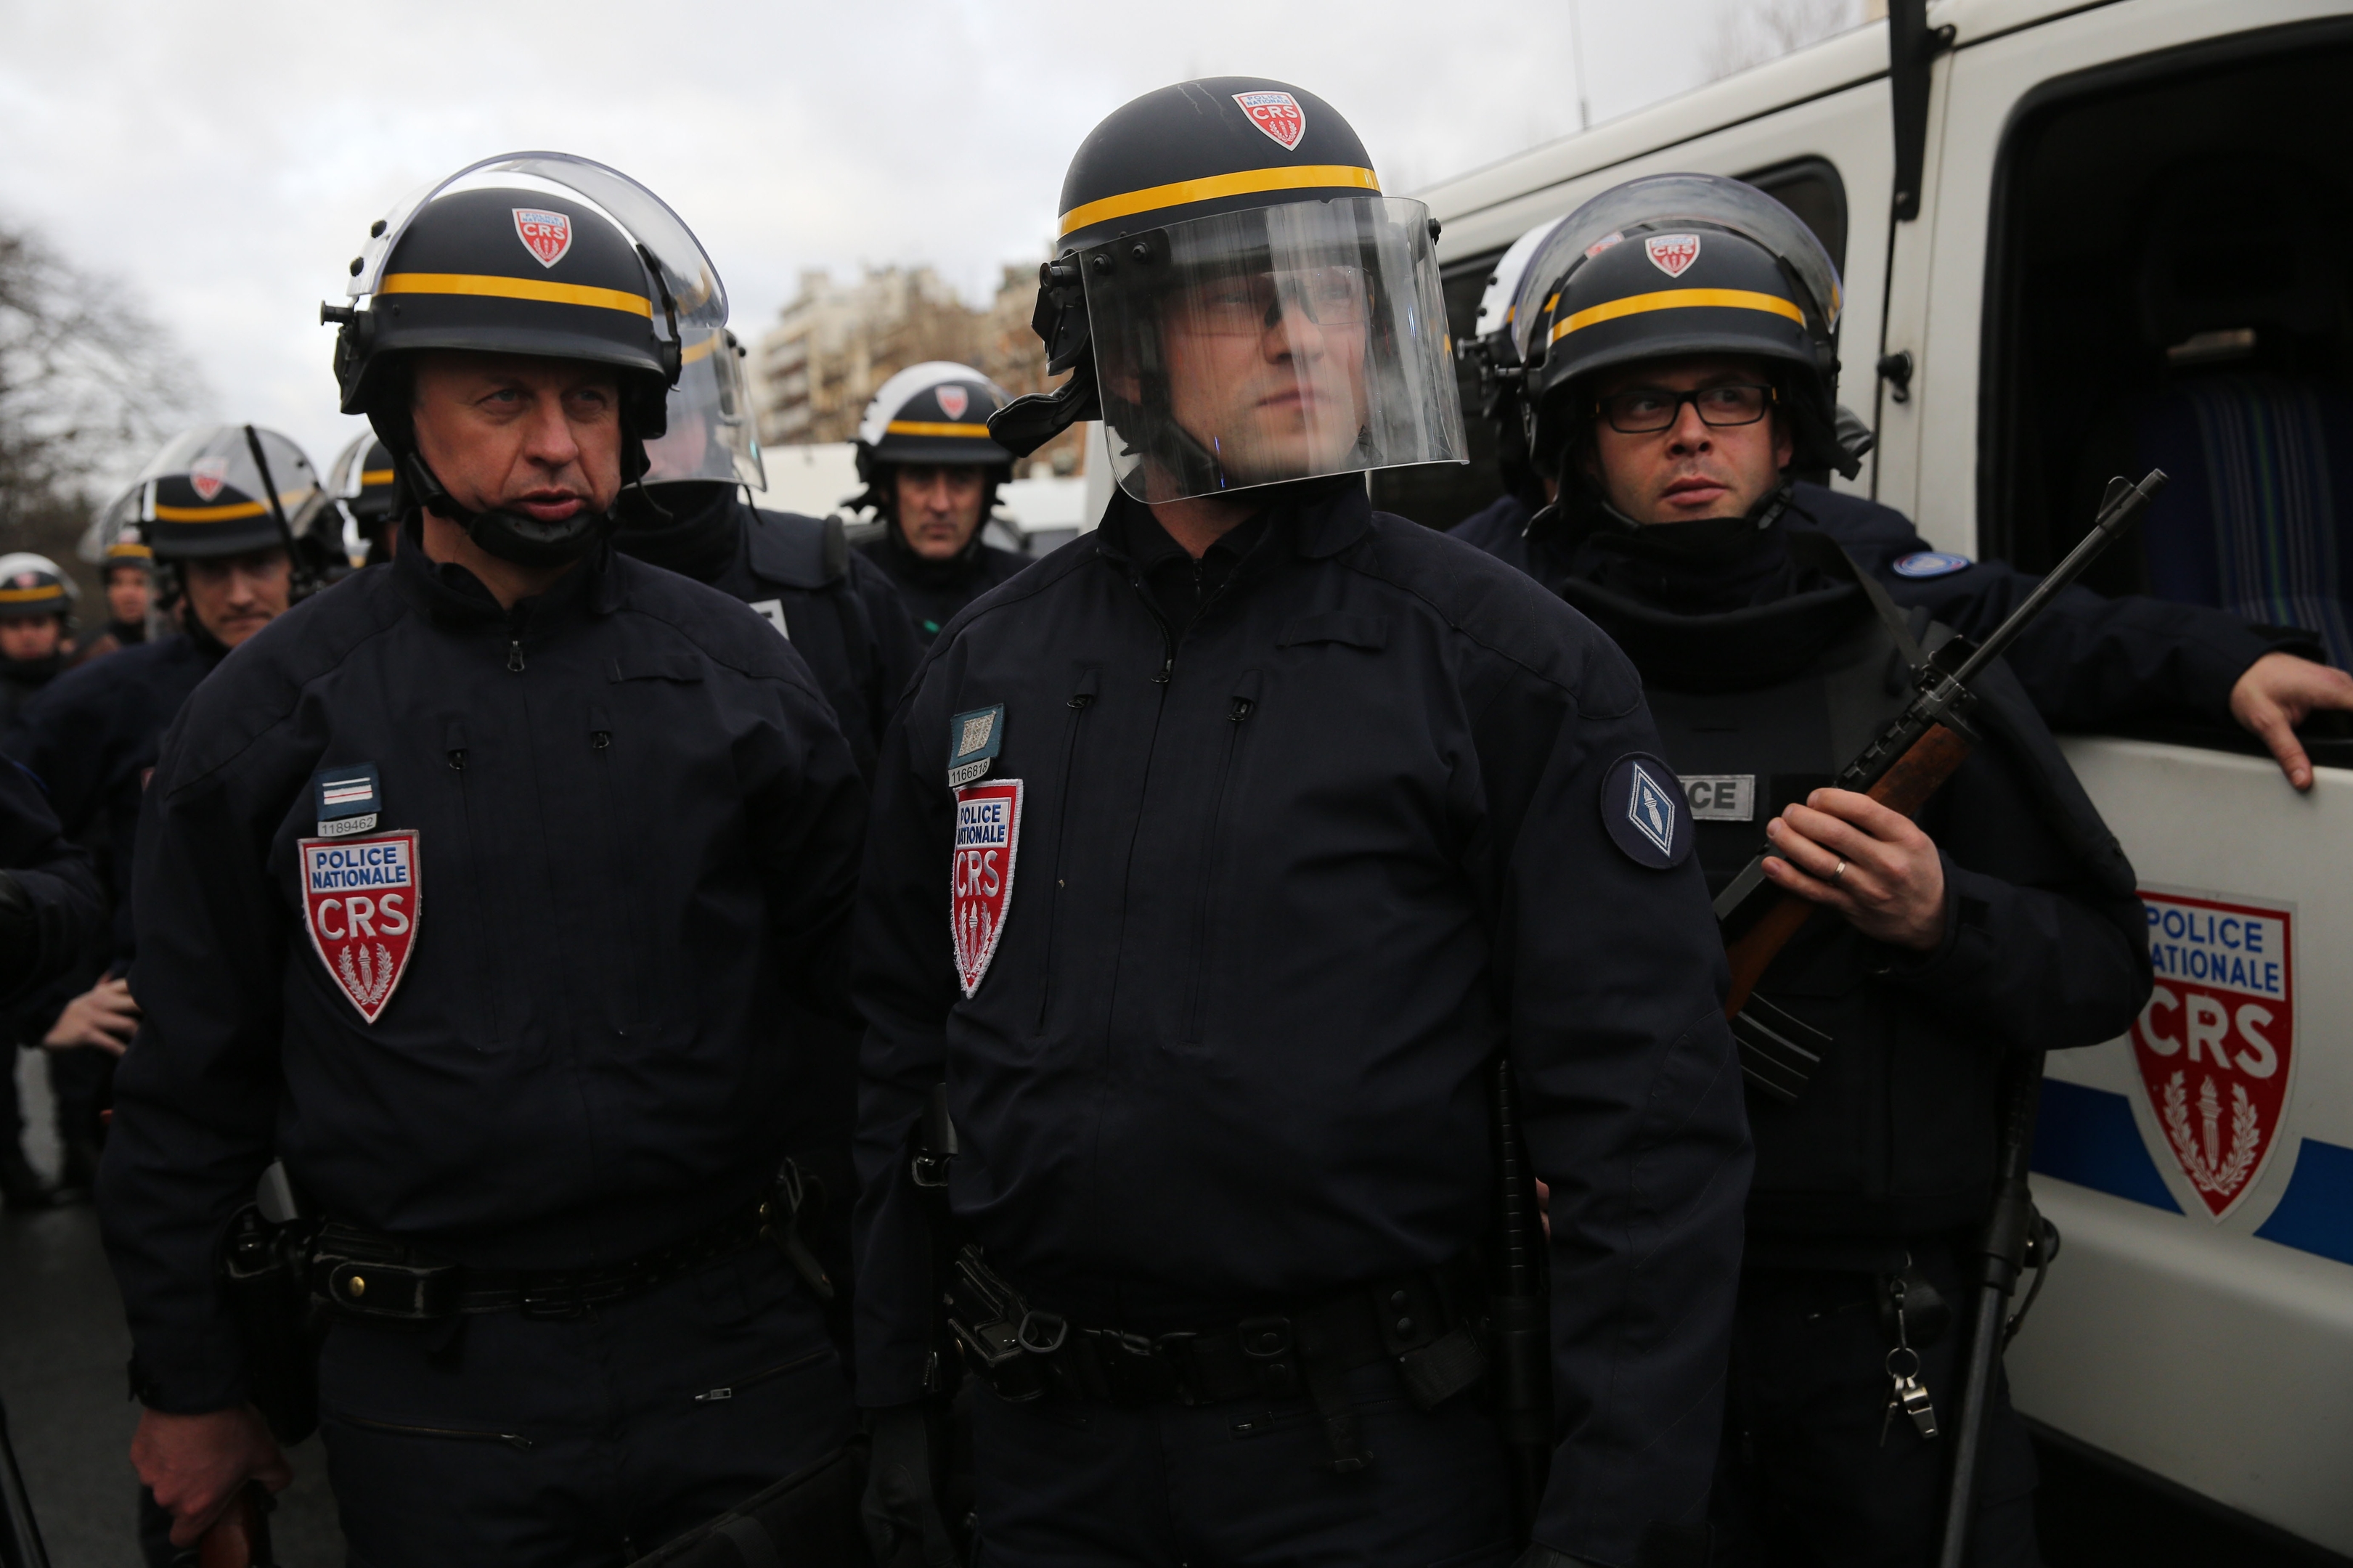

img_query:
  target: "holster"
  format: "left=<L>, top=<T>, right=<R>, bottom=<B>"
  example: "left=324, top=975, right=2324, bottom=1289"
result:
left=219, top=1205, right=325, bottom=1445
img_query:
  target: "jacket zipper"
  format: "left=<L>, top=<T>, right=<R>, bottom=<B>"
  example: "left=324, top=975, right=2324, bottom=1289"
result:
left=587, top=705, right=651, bottom=1027
left=1184, top=671, right=1260, bottom=1042
left=689, top=1346, right=833, bottom=1403
left=339, top=1413, right=534, bottom=1451
left=1033, top=670, right=1101, bottom=1031
left=445, top=722, right=500, bottom=1040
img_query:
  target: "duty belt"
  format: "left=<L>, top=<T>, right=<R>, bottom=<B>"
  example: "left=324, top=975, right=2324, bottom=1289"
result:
left=943, top=1244, right=1489, bottom=1472
left=311, top=1196, right=773, bottom=1323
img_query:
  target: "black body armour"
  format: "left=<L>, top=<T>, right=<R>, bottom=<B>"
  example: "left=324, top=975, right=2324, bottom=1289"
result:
left=1563, top=528, right=2150, bottom=1252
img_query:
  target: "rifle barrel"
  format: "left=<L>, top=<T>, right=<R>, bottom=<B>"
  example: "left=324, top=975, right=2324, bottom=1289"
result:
left=1950, top=470, right=2166, bottom=689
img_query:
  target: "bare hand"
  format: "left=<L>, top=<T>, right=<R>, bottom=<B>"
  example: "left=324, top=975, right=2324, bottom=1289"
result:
left=1762, top=788, right=1947, bottom=951
left=1535, top=1177, right=1550, bottom=1240
left=130, top=1405, right=291, bottom=1548
left=44, top=976, right=139, bottom=1055
left=2230, top=651, right=2353, bottom=791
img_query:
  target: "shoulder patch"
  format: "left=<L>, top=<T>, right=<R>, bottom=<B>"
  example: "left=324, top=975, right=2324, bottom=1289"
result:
left=1891, top=550, right=1972, bottom=579
left=947, top=703, right=1005, bottom=788
left=1602, top=754, right=1692, bottom=870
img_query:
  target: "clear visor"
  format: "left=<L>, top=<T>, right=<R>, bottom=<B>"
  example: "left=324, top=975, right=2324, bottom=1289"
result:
left=78, top=486, right=143, bottom=563
left=1085, top=195, right=1464, bottom=503
left=136, top=425, right=321, bottom=514
left=327, top=433, right=376, bottom=500
left=643, top=328, right=766, bottom=489
left=348, top=152, right=726, bottom=332
left=1509, top=173, right=1843, bottom=363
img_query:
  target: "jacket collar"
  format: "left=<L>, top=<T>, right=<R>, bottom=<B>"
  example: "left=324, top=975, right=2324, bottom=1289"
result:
left=391, top=512, right=621, bottom=632
left=1093, top=475, right=1371, bottom=569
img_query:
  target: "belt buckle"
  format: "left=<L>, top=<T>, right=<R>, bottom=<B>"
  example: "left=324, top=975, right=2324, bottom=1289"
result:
left=1238, top=1314, right=1301, bottom=1401
left=1096, top=1329, right=1178, bottom=1407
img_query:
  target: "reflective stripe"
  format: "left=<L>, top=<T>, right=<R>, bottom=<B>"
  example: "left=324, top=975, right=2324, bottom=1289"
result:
left=0, top=586, right=62, bottom=603
left=360, top=469, right=396, bottom=486
left=885, top=420, right=993, bottom=439
left=1058, top=165, right=1381, bottom=238
left=1551, top=287, right=1807, bottom=341
left=153, top=500, right=269, bottom=522
left=379, top=271, right=653, bottom=318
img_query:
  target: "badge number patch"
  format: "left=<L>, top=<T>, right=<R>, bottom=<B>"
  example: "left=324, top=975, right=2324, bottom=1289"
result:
left=1233, top=90, right=1307, bottom=151
left=313, top=761, right=382, bottom=838
left=947, top=703, right=1005, bottom=788
left=2129, top=889, right=2295, bottom=1220
left=1601, top=754, right=1692, bottom=870
left=301, top=831, right=420, bottom=1024
left=951, top=780, right=1021, bottom=997
left=1644, top=233, right=1702, bottom=278
left=513, top=208, right=573, bottom=269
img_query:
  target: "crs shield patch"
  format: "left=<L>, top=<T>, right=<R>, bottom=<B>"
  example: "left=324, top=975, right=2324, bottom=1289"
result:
left=189, top=456, right=231, bottom=501
left=512, top=208, right=573, bottom=269
left=300, top=831, right=420, bottom=1024
left=935, top=384, right=969, bottom=421
left=1233, top=90, right=1307, bottom=151
left=2130, top=889, right=2296, bottom=1220
left=951, top=780, right=1021, bottom=997
left=1644, top=233, right=1702, bottom=279
left=1892, top=551, right=1972, bottom=579
left=948, top=703, right=1005, bottom=788
left=1602, top=754, right=1692, bottom=870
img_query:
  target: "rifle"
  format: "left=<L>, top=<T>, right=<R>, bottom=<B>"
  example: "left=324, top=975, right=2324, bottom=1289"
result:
left=1713, top=470, right=2169, bottom=1082
left=0, top=1393, right=49, bottom=1568
left=1488, top=1058, right=1551, bottom=1538
left=1936, top=1050, right=2055, bottom=1568
left=192, top=1483, right=274, bottom=1568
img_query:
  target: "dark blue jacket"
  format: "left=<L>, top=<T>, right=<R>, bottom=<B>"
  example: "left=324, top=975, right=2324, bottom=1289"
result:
left=99, top=529, right=865, bottom=1413
left=857, top=520, right=1030, bottom=644
left=1453, top=484, right=2301, bottom=730
left=0, top=757, right=105, bottom=1004
left=852, top=483, right=1751, bottom=1561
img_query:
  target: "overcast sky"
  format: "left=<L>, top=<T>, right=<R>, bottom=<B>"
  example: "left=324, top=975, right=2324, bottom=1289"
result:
left=0, top=0, right=1830, bottom=485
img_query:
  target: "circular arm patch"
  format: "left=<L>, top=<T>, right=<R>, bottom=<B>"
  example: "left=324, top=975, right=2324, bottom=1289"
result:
left=1891, top=550, right=1971, bottom=579
left=1602, top=753, right=1694, bottom=870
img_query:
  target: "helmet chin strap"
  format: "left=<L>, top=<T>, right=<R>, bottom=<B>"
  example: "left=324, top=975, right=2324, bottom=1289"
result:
left=401, top=451, right=619, bottom=568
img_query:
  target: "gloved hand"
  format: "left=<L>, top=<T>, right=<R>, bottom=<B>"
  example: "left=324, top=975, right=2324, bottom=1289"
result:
left=862, top=1403, right=959, bottom=1568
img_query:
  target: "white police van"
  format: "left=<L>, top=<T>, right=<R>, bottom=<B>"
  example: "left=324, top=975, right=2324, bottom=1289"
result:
left=1409, top=2, right=2353, bottom=1557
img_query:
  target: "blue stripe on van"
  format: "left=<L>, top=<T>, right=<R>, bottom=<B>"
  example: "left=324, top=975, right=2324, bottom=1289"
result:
left=2253, top=1139, right=2353, bottom=1267
left=2031, top=1079, right=2182, bottom=1212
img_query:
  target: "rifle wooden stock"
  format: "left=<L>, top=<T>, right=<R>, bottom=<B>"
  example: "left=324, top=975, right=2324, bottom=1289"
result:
left=1721, top=721, right=1975, bottom=1017
left=195, top=1482, right=272, bottom=1568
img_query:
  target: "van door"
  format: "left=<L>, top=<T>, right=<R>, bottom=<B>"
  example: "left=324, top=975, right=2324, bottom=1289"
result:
left=1909, top=4, right=2353, bottom=1552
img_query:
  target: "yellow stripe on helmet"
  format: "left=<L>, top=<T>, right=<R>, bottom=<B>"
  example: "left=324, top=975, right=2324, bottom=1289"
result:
left=379, top=271, right=653, bottom=318
left=1551, top=287, right=1807, bottom=342
left=105, top=542, right=155, bottom=560
left=886, top=420, right=995, bottom=439
left=0, top=586, right=62, bottom=603
left=1059, top=165, right=1382, bottom=239
left=152, top=500, right=270, bottom=522
left=360, top=468, right=396, bottom=486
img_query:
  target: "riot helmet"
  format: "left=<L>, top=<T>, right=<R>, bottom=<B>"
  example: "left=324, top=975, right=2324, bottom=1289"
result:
left=1512, top=173, right=1860, bottom=488
left=127, top=425, right=321, bottom=563
left=644, top=328, right=765, bottom=490
left=325, top=152, right=711, bottom=565
left=103, top=536, right=154, bottom=578
left=1461, top=216, right=1569, bottom=505
left=991, top=78, right=1464, bottom=503
left=855, top=362, right=1015, bottom=503
left=326, top=433, right=401, bottom=564
left=0, top=555, right=75, bottom=626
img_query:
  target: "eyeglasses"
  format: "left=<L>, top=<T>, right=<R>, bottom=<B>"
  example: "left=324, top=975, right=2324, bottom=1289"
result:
left=1177, top=266, right=1371, bottom=336
left=1594, top=383, right=1776, bottom=434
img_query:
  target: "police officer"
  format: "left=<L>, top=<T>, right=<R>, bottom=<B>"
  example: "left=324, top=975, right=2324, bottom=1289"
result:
left=99, top=154, right=866, bottom=1562
left=70, top=525, right=159, bottom=664
left=325, top=433, right=403, bottom=567
left=619, top=324, right=921, bottom=779
left=0, top=755, right=105, bottom=1209
left=853, top=80, right=1750, bottom=1568
left=1488, top=173, right=2153, bottom=1564
left=0, top=554, right=77, bottom=724
left=851, top=362, right=1028, bottom=642
left=4, top=436, right=316, bottom=1198
left=1455, top=185, right=2353, bottom=794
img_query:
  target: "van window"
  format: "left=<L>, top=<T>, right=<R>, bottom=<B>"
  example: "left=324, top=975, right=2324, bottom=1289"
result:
left=1981, top=19, right=2353, bottom=698
left=1377, top=157, right=1852, bottom=531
